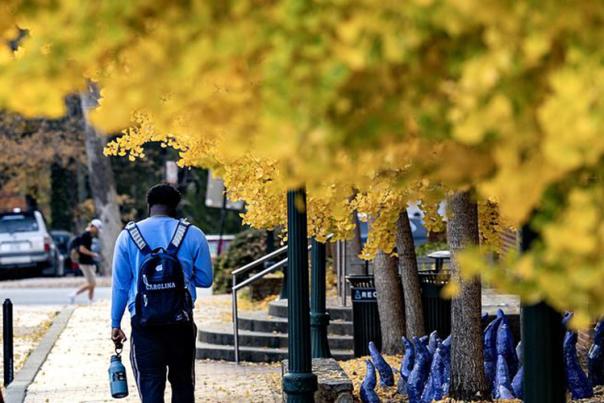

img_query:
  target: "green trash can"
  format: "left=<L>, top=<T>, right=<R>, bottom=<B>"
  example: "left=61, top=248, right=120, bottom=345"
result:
left=347, top=275, right=382, bottom=357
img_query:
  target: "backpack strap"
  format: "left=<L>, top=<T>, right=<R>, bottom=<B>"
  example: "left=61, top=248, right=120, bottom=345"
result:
left=167, top=218, right=190, bottom=253
left=125, top=221, right=152, bottom=255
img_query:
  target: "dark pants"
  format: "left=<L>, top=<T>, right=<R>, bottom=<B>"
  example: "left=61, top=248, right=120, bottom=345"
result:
left=130, top=318, right=197, bottom=403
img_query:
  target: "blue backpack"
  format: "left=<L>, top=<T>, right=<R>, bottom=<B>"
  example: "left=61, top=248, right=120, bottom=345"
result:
left=126, top=219, right=193, bottom=327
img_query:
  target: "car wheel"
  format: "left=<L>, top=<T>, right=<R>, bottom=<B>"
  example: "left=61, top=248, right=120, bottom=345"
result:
left=35, top=263, right=46, bottom=278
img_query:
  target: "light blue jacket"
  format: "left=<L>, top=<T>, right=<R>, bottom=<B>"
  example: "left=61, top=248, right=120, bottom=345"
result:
left=111, top=216, right=213, bottom=328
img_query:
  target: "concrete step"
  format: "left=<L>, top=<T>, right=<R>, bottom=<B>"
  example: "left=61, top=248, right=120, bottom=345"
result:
left=198, top=325, right=354, bottom=350
left=267, top=299, right=353, bottom=322
left=196, top=342, right=354, bottom=362
left=238, top=312, right=353, bottom=336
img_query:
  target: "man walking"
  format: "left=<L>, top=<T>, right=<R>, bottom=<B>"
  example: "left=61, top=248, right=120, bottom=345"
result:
left=68, top=219, right=102, bottom=304
left=110, top=184, right=212, bottom=403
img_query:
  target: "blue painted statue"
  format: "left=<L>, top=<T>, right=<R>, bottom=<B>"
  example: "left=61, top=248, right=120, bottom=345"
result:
left=563, top=330, right=593, bottom=399
left=595, top=320, right=604, bottom=346
left=398, top=337, right=415, bottom=396
left=494, top=354, right=515, bottom=399
left=588, top=320, right=604, bottom=386
left=419, top=339, right=439, bottom=403
left=428, top=331, right=441, bottom=356
left=511, top=341, right=523, bottom=399
left=496, top=317, right=518, bottom=376
left=420, top=368, right=436, bottom=402
left=562, top=311, right=573, bottom=328
left=589, top=344, right=604, bottom=387
left=361, top=359, right=381, bottom=403
left=421, top=341, right=450, bottom=402
left=407, top=337, right=432, bottom=403
left=511, top=366, right=523, bottom=399
left=483, top=314, right=502, bottom=387
left=368, top=341, right=394, bottom=387
left=515, top=341, right=523, bottom=363
left=440, top=335, right=452, bottom=396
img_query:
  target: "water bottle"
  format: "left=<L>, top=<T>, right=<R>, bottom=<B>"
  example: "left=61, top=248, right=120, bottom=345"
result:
left=108, top=348, right=129, bottom=398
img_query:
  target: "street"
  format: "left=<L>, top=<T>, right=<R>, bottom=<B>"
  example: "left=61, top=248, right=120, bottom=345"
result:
left=0, top=287, right=111, bottom=305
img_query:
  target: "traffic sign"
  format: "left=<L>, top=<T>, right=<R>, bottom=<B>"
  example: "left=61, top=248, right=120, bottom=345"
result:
left=205, top=171, right=244, bottom=211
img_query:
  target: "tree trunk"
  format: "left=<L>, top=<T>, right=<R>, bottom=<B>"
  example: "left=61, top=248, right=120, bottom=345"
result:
left=351, top=211, right=363, bottom=257
left=370, top=217, right=406, bottom=355
left=50, top=160, right=77, bottom=231
left=77, top=90, right=122, bottom=275
left=447, top=191, right=489, bottom=400
left=347, top=212, right=368, bottom=275
left=75, top=160, right=88, bottom=232
left=396, top=212, right=425, bottom=338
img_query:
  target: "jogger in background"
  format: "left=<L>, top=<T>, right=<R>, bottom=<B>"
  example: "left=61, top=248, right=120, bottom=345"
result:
left=68, top=219, right=102, bottom=304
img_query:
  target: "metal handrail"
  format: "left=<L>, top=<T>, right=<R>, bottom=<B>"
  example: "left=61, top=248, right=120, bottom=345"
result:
left=232, top=244, right=288, bottom=276
left=231, top=243, right=313, bottom=364
left=232, top=258, right=289, bottom=363
left=231, top=236, right=331, bottom=363
left=233, top=257, right=288, bottom=292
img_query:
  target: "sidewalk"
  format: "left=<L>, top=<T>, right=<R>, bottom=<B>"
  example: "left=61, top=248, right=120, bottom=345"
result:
left=23, top=297, right=281, bottom=403
left=0, top=305, right=60, bottom=383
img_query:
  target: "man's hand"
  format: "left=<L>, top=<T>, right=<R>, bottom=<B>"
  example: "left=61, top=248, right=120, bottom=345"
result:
left=111, top=328, right=127, bottom=350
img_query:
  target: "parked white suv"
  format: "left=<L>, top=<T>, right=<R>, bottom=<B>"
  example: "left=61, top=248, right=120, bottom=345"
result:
left=0, top=210, right=62, bottom=276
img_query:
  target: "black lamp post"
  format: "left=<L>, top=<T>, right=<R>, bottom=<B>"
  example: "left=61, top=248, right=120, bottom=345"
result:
left=311, top=238, right=331, bottom=358
left=282, top=188, right=317, bottom=402
left=521, top=224, right=565, bottom=402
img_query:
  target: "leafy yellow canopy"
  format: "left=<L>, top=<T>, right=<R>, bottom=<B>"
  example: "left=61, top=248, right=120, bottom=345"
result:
left=2, top=1, right=604, bottom=324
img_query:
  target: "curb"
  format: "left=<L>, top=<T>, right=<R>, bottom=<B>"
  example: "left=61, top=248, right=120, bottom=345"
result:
left=5, top=305, right=76, bottom=403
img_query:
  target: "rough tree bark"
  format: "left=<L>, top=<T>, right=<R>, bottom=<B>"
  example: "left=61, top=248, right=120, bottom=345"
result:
left=373, top=250, right=406, bottom=354
left=347, top=211, right=368, bottom=275
left=447, top=191, right=489, bottom=400
left=50, top=159, right=77, bottom=231
left=75, top=90, right=122, bottom=275
left=396, top=212, right=425, bottom=338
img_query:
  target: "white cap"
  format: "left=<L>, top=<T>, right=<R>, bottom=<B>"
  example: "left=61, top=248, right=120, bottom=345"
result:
left=90, top=219, right=103, bottom=230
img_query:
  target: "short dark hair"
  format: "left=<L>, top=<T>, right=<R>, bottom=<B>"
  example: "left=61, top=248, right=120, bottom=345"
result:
left=146, top=184, right=182, bottom=210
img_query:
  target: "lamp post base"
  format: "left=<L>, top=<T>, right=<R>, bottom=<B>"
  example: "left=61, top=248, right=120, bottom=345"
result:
left=283, top=372, right=318, bottom=403
left=310, top=313, right=331, bottom=359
